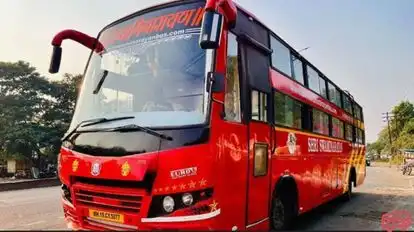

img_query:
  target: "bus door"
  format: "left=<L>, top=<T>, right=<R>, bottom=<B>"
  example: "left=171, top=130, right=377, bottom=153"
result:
left=239, top=36, right=273, bottom=227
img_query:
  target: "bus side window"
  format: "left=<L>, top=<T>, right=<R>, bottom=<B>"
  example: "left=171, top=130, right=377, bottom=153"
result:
left=251, top=90, right=267, bottom=122
left=224, top=33, right=242, bottom=122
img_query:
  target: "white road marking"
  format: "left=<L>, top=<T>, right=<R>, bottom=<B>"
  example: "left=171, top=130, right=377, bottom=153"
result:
left=26, top=220, right=46, bottom=226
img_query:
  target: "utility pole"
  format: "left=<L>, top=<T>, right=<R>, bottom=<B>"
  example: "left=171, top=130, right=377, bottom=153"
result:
left=382, top=112, right=394, bottom=149
left=382, top=112, right=395, bottom=167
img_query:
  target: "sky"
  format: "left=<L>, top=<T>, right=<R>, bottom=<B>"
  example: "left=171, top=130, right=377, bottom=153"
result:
left=0, top=0, right=413, bottom=143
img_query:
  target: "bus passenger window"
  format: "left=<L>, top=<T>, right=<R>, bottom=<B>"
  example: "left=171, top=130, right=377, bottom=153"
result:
left=328, top=82, right=342, bottom=107
left=345, top=123, right=353, bottom=141
left=224, top=33, right=241, bottom=122
left=291, top=55, right=305, bottom=85
left=319, top=76, right=327, bottom=99
left=274, top=92, right=302, bottom=129
left=307, top=66, right=320, bottom=95
left=270, top=36, right=291, bottom=76
left=312, top=109, right=329, bottom=135
left=332, top=117, right=344, bottom=139
left=252, top=90, right=267, bottom=122
left=343, top=93, right=353, bottom=115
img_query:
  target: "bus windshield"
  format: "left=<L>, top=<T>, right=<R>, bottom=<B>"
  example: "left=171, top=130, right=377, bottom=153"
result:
left=69, top=2, right=211, bottom=131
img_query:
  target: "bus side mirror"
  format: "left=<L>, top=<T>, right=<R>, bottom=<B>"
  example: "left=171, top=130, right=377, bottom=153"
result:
left=199, top=10, right=224, bottom=50
left=207, top=72, right=224, bottom=93
left=49, top=46, right=62, bottom=74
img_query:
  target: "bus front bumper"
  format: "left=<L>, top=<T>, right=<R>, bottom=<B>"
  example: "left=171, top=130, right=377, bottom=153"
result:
left=61, top=198, right=220, bottom=231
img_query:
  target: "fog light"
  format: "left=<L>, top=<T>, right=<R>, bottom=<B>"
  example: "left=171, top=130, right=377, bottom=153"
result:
left=182, top=193, right=193, bottom=206
left=162, top=196, right=175, bottom=213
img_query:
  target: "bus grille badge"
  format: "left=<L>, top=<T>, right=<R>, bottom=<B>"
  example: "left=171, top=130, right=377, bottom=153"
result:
left=170, top=167, right=197, bottom=179
left=91, top=161, right=101, bottom=176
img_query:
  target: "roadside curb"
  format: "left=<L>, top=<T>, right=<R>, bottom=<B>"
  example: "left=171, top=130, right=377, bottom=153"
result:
left=0, top=178, right=61, bottom=192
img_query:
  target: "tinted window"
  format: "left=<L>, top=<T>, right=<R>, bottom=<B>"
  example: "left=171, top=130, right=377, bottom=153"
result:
left=328, top=82, right=341, bottom=107
left=319, top=76, right=327, bottom=98
left=357, top=128, right=364, bottom=144
left=343, top=93, right=352, bottom=114
left=274, top=92, right=302, bottom=129
left=307, top=66, right=320, bottom=94
left=292, top=55, right=305, bottom=85
left=332, top=117, right=344, bottom=139
left=270, top=37, right=292, bottom=76
left=224, top=33, right=241, bottom=122
left=335, top=88, right=342, bottom=107
left=313, top=109, right=329, bottom=135
left=345, top=123, right=353, bottom=141
left=354, top=105, right=362, bottom=121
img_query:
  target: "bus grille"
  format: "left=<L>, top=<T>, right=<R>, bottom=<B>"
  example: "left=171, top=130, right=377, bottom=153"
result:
left=75, top=189, right=143, bottom=213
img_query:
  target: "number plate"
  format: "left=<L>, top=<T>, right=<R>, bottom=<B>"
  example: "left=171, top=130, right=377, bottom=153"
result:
left=89, top=209, right=124, bottom=224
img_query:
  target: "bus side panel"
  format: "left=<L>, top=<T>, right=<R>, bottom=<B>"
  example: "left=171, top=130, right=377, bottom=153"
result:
left=271, top=129, right=322, bottom=214
left=272, top=128, right=354, bottom=214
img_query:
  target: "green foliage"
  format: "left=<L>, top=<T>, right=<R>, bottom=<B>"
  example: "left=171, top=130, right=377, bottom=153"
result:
left=0, top=61, right=81, bottom=165
left=369, top=101, right=414, bottom=156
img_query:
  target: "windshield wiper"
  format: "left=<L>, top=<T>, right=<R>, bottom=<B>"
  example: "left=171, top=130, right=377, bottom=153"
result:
left=61, top=116, right=135, bottom=142
left=104, top=124, right=173, bottom=141
left=93, top=70, right=108, bottom=94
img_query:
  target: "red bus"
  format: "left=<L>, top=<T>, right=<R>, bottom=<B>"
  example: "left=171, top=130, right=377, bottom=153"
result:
left=49, top=0, right=366, bottom=230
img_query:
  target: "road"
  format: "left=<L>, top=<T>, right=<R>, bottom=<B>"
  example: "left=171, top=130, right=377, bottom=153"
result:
left=0, top=164, right=413, bottom=230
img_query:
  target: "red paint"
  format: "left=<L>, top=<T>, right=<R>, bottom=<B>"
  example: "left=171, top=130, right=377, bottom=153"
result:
left=270, top=69, right=353, bottom=124
left=205, top=0, right=237, bottom=25
left=51, top=30, right=104, bottom=52
left=57, top=1, right=366, bottom=231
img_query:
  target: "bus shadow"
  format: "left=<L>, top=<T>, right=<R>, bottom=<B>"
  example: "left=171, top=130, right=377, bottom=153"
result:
left=291, top=191, right=414, bottom=230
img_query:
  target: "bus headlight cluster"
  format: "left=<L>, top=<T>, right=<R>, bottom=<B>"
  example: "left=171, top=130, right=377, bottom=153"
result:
left=162, top=193, right=194, bottom=213
left=149, top=189, right=213, bottom=218
left=162, top=196, right=175, bottom=213
left=181, top=193, right=193, bottom=206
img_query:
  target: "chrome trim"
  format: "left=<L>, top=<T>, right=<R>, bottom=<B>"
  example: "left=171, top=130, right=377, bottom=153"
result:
left=246, top=217, right=268, bottom=229
left=142, top=209, right=221, bottom=223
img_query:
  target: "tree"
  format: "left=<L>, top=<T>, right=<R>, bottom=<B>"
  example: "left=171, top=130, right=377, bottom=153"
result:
left=41, top=73, right=83, bottom=160
left=370, top=101, right=414, bottom=157
left=391, top=101, right=414, bottom=138
left=0, top=61, right=54, bottom=161
left=0, top=60, right=82, bottom=167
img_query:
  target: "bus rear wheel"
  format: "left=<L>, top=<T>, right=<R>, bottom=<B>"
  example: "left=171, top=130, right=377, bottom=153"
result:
left=343, top=177, right=353, bottom=201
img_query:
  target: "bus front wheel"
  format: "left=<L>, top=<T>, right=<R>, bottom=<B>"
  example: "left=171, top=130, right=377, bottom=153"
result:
left=270, top=194, right=295, bottom=230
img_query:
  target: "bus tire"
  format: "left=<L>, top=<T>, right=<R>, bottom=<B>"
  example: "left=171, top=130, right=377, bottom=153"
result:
left=343, top=176, right=353, bottom=201
left=270, top=191, right=296, bottom=230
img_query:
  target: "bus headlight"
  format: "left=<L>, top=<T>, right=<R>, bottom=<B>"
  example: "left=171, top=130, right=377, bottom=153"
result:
left=162, top=196, right=175, bottom=213
left=182, top=193, right=193, bottom=206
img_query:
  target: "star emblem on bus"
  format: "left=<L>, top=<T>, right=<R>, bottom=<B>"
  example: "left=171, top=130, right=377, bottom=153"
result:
left=209, top=200, right=218, bottom=212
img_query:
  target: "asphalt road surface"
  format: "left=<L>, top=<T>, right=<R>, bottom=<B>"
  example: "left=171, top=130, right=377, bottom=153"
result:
left=0, top=164, right=413, bottom=230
